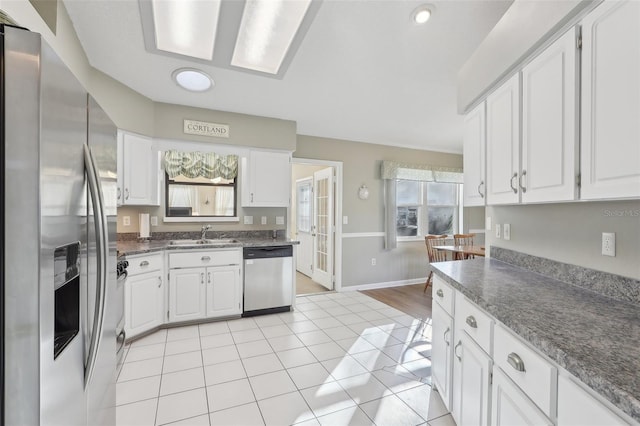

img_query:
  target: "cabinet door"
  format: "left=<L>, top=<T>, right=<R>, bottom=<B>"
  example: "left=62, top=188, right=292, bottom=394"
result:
left=522, top=27, right=578, bottom=203
left=581, top=0, right=640, bottom=200
left=486, top=74, right=520, bottom=205
left=557, top=374, right=628, bottom=426
left=242, top=151, right=291, bottom=207
left=169, top=268, right=206, bottom=322
left=206, top=266, right=241, bottom=318
left=432, top=301, right=454, bottom=410
left=491, top=367, right=552, bottom=426
left=117, top=131, right=123, bottom=206
left=463, top=102, right=486, bottom=206
left=452, top=333, right=492, bottom=426
left=122, top=132, right=155, bottom=205
left=126, top=273, right=164, bottom=337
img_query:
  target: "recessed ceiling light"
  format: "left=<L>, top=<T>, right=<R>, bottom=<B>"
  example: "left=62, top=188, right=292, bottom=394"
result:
left=231, top=0, right=312, bottom=74
left=152, top=0, right=221, bottom=60
left=172, top=68, right=213, bottom=92
left=412, top=5, right=433, bottom=24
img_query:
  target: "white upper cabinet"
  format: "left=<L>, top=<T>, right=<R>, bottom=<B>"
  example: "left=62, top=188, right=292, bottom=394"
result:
left=119, top=131, right=159, bottom=206
left=580, top=0, right=640, bottom=200
left=486, top=74, right=520, bottom=205
left=242, top=150, right=291, bottom=207
left=521, top=27, right=579, bottom=203
left=463, top=102, right=486, bottom=206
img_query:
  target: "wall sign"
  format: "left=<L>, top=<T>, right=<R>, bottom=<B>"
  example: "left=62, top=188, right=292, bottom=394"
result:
left=183, top=119, right=229, bottom=138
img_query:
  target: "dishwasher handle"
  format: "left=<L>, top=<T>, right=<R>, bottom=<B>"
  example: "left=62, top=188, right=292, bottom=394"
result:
left=244, top=246, right=293, bottom=259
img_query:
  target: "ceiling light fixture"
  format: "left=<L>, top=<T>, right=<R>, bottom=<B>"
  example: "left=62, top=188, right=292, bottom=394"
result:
left=151, top=0, right=221, bottom=60
left=231, top=0, right=312, bottom=74
left=412, top=5, right=433, bottom=24
left=172, top=68, right=213, bottom=92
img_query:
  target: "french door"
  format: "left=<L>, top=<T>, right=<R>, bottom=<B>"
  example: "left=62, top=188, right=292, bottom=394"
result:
left=295, top=178, right=313, bottom=277
left=312, top=168, right=334, bottom=289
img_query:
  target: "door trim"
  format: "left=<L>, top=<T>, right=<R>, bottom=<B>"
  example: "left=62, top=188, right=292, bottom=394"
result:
left=290, top=157, right=343, bottom=293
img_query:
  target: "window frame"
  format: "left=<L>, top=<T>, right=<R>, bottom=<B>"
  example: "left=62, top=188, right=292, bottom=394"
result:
left=164, top=172, right=238, bottom=220
left=396, top=180, right=464, bottom=242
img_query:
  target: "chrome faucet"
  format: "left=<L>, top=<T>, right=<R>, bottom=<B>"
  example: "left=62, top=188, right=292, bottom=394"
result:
left=201, top=224, right=212, bottom=240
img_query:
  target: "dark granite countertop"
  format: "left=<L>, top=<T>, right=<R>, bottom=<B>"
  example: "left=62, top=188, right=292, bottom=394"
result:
left=118, top=238, right=299, bottom=257
left=432, top=258, right=640, bottom=422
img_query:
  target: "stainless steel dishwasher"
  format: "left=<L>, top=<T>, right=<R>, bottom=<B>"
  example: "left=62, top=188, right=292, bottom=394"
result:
left=243, top=245, right=293, bottom=316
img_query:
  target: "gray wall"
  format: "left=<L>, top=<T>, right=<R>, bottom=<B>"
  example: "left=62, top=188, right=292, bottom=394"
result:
left=486, top=200, right=640, bottom=280
left=457, top=0, right=596, bottom=113
left=295, top=135, right=463, bottom=287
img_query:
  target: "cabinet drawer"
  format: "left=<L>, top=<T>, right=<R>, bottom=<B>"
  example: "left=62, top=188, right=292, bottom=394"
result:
left=170, top=250, right=240, bottom=268
left=432, top=275, right=455, bottom=316
left=493, top=324, right=557, bottom=418
left=128, top=253, right=163, bottom=276
left=455, top=294, right=493, bottom=355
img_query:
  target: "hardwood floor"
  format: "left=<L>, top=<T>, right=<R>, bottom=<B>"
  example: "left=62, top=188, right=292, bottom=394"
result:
left=361, top=283, right=433, bottom=320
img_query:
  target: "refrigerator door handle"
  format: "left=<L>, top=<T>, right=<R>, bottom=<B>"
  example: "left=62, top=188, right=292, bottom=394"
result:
left=83, top=144, right=109, bottom=388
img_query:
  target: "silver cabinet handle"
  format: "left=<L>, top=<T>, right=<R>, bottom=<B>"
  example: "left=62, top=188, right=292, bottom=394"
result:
left=140, top=260, right=150, bottom=267
left=200, top=273, right=204, bottom=284
left=125, top=188, right=130, bottom=200
left=207, top=272, right=211, bottom=284
left=436, top=289, right=444, bottom=298
left=157, top=277, right=162, bottom=288
left=117, top=187, right=121, bottom=200
left=454, top=341, right=462, bottom=361
left=251, top=193, right=254, bottom=203
left=507, top=352, right=526, bottom=372
left=466, top=315, right=478, bottom=329
left=519, top=170, right=527, bottom=193
left=477, top=181, right=485, bottom=198
left=201, top=256, right=211, bottom=261
left=510, top=172, right=518, bottom=194
left=443, top=327, right=451, bottom=346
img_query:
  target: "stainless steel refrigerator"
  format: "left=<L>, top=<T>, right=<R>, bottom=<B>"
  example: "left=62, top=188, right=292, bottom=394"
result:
left=1, top=25, right=118, bottom=425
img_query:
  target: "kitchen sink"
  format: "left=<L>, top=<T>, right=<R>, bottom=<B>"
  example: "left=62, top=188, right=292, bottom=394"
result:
left=169, top=239, right=239, bottom=246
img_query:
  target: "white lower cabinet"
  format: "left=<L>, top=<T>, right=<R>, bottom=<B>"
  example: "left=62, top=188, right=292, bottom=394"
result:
left=452, top=332, right=492, bottom=426
left=557, top=374, right=629, bottom=426
left=431, top=296, right=454, bottom=410
left=169, top=267, right=206, bottom=322
left=491, top=367, right=553, bottom=426
left=206, top=266, right=242, bottom=318
left=125, top=254, right=165, bottom=338
left=168, top=249, right=242, bottom=322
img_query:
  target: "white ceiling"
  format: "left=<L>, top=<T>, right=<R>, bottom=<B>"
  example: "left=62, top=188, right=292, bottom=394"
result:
left=63, top=0, right=512, bottom=154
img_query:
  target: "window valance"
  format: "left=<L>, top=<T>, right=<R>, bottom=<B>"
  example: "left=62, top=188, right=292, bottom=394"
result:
left=381, top=161, right=463, bottom=183
left=164, top=150, right=238, bottom=180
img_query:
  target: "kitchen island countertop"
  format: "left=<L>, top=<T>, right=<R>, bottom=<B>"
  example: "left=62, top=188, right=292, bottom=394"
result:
left=432, top=258, right=640, bottom=423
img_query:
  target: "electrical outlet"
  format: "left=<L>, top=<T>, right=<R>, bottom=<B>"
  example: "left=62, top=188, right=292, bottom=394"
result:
left=261, top=216, right=267, bottom=225
left=343, top=216, right=349, bottom=225
left=123, top=216, right=130, bottom=226
left=602, top=232, right=615, bottom=257
left=371, top=258, right=376, bottom=266
left=150, top=216, right=158, bottom=226
left=244, top=216, right=253, bottom=225
left=503, top=224, right=511, bottom=240
left=486, top=216, right=492, bottom=231
left=495, top=224, right=501, bottom=239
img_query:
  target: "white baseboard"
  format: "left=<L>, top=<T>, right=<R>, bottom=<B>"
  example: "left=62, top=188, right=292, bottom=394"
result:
left=340, top=277, right=427, bottom=292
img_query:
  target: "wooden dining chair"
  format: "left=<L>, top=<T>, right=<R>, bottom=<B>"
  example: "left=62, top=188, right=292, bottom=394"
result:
left=424, top=235, right=448, bottom=293
left=453, top=233, right=476, bottom=260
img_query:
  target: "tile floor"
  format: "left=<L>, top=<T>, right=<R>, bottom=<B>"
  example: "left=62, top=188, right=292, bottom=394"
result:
left=116, top=291, right=456, bottom=426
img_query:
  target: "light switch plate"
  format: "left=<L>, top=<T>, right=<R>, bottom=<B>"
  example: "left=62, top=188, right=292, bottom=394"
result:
left=276, top=216, right=284, bottom=225
left=503, top=224, right=511, bottom=240
left=244, top=216, right=253, bottom=225
left=343, top=216, right=349, bottom=225
left=495, top=224, right=501, bottom=239
left=602, top=232, right=615, bottom=256
left=261, top=216, right=267, bottom=225
left=486, top=216, right=492, bottom=231
left=150, top=216, right=158, bottom=226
